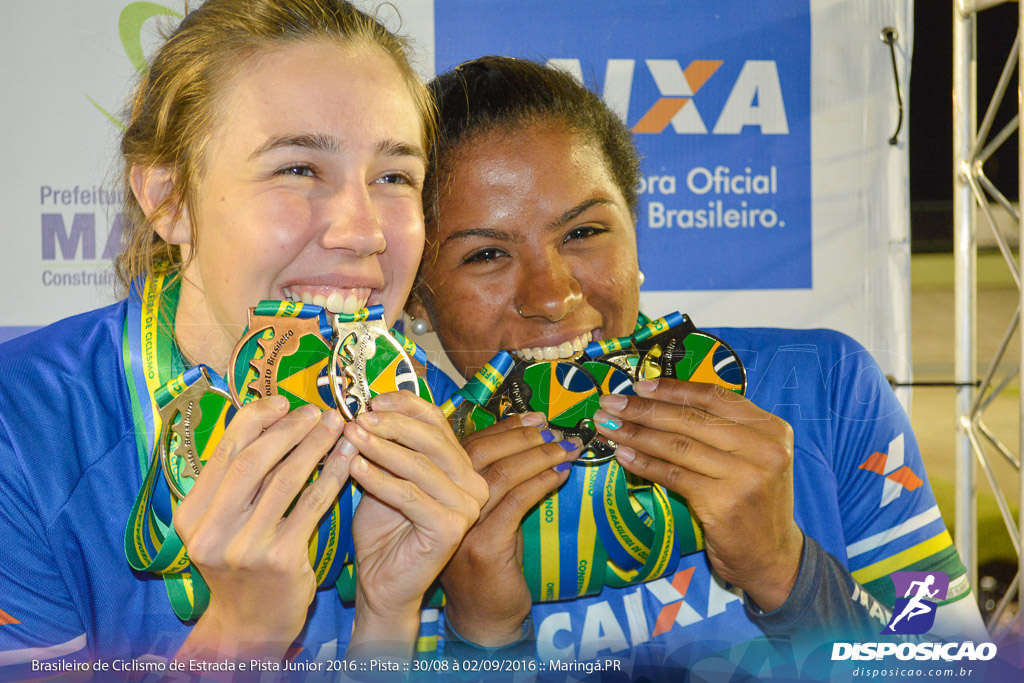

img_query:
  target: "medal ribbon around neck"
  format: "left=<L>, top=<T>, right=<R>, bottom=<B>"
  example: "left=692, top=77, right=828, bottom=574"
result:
left=122, top=267, right=212, bottom=620
left=124, top=281, right=352, bottom=619
left=125, top=288, right=358, bottom=619
left=447, top=311, right=745, bottom=601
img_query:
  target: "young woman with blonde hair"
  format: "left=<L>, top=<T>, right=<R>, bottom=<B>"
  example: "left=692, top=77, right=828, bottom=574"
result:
left=0, top=0, right=484, bottom=672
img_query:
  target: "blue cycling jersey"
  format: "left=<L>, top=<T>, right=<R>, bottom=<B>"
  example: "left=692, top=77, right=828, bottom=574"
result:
left=0, top=299, right=456, bottom=677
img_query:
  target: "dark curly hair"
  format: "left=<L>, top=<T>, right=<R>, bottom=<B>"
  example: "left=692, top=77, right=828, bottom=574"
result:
left=424, top=56, right=641, bottom=231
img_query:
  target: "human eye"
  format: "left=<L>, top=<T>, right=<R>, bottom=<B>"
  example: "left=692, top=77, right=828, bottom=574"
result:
left=275, top=164, right=318, bottom=178
left=462, top=247, right=507, bottom=265
left=373, top=165, right=425, bottom=191
left=564, top=225, right=608, bottom=243
left=375, top=172, right=413, bottom=186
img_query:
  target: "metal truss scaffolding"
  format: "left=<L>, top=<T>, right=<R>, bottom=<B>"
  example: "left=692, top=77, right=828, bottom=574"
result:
left=954, top=0, right=1022, bottom=637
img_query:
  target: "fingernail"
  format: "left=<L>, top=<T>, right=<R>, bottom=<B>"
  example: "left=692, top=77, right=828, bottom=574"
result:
left=540, top=429, right=562, bottom=443
left=594, top=410, right=621, bottom=430
left=553, top=461, right=573, bottom=473
left=634, top=379, right=659, bottom=395
left=353, top=455, right=369, bottom=473
left=337, top=437, right=358, bottom=457
left=268, top=395, right=290, bottom=411
left=321, top=410, right=342, bottom=429
left=360, top=411, right=381, bottom=426
left=615, top=445, right=636, bottom=463
left=372, top=392, right=399, bottom=407
left=599, top=394, right=628, bottom=411
left=323, top=446, right=351, bottom=473
left=521, top=412, right=547, bottom=427
left=559, top=438, right=582, bottom=452
left=297, top=403, right=320, bottom=418
left=350, top=424, right=369, bottom=441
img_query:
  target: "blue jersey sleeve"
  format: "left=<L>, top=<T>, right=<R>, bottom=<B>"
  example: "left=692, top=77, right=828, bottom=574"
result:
left=826, top=332, right=967, bottom=607
left=0, top=419, right=88, bottom=675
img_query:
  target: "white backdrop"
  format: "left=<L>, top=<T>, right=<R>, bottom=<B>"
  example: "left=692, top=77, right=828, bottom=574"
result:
left=0, top=0, right=914, bottom=392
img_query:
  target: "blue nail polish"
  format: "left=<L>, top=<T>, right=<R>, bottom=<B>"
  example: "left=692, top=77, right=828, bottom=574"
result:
left=559, top=439, right=581, bottom=451
left=554, top=461, right=573, bottom=473
left=598, top=418, right=621, bottom=430
left=541, top=429, right=557, bottom=443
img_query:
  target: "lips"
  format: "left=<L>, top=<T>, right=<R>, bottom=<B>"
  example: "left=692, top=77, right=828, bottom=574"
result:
left=282, top=286, right=372, bottom=314
left=512, top=330, right=593, bottom=361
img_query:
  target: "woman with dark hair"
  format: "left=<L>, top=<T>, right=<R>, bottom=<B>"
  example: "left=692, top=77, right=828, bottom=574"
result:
left=0, top=0, right=485, bottom=672
left=410, top=56, right=985, bottom=672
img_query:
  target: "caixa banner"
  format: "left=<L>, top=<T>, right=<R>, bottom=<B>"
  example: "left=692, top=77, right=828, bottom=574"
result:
left=0, top=0, right=910, bottom=389
left=435, top=0, right=811, bottom=292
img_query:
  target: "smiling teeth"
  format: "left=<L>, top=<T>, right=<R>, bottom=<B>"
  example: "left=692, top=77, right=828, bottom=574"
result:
left=326, top=291, right=367, bottom=314
left=282, top=288, right=369, bottom=315
left=515, top=331, right=593, bottom=361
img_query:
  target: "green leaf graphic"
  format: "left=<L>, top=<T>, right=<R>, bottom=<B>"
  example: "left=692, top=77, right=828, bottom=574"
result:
left=86, top=2, right=182, bottom=126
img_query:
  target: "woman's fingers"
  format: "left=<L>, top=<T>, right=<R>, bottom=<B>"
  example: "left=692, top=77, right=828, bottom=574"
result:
left=593, top=410, right=734, bottom=480
left=200, top=403, right=324, bottom=522
left=478, top=438, right=581, bottom=517
left=369, top=390, right=451, bottom=429
left=344, top=419, right=482, bottom=513
left=594, top=380, right=790, bottom=464
left=348, top=454, right=476, bottom=540
left=460, top=412, right=548, bottom=469
left=178, top=395, right=290, bottom=517
left=614, top=379, right=788, bottom=441
left=480, top=465, right=573, bottom=533
left=245, top=409, right=345, bottom=529
left=358, top=394, right=489, bottom=506
left=610, top=442, right=717, bottom=502
left=278, top=434, right=357, bottom=539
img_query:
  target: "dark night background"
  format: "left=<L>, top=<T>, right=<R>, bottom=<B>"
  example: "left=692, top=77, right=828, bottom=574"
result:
left=912, top=2, right=1018, bottom=252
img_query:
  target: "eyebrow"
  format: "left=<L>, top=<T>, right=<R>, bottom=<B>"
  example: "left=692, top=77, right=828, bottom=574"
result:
left=439, top=197, right=616, bottom=249
left=440, top=227, right=513, bottom=249
left=377, top=139, right=427, bottom=167
left=248, top=134, right=426, bottom=166
left=249, top=133, right=340, bottom=160
left=547, top=198, right=615, bottom=230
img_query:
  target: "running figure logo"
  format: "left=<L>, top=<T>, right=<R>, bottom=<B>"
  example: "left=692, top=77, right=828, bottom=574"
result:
left=882, top=571, right=949, bottom=635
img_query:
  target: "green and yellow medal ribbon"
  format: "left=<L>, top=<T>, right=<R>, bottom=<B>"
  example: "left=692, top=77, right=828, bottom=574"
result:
left=454, top=311, right=740, bottom=600
left=122, top=267, right=210, bottom=619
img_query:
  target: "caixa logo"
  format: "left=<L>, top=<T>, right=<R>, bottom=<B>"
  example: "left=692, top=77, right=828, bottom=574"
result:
left=547, top=58, right=789, bottom=135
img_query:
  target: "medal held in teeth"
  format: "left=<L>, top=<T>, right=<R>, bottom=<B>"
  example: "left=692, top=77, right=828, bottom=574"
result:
left=229, top=300, right=340, bottom=409
left=229, top=301, right=433, bottom=415
left=451, top=312, right=746, bottom=463
left=331, top=305, right=432, bottom=418
left=446, top=312, right=747, bottom=601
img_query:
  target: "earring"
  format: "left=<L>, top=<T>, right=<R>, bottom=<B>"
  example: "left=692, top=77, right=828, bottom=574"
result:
left=410, top=317, right=430, bottom=335
left=638, top=270, right=646, bottom=286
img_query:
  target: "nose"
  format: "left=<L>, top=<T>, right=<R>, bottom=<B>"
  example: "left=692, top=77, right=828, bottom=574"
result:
left=319, top=184, right=387, bottom=257
left=515, top=250, right=583, bottom=322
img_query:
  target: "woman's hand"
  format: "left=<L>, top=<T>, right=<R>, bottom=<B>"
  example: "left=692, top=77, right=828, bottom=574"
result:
left=440, top=413, right=581, bottom=647
left=171, top=396, right=353, bottom=661
left=342, top=391, right=489, bottom=661
left=594, top=378, right=803, bottom=612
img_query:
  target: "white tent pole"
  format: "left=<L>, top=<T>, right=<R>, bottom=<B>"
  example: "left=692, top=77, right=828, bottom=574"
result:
left=953, top=0, right=978, bottom=590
